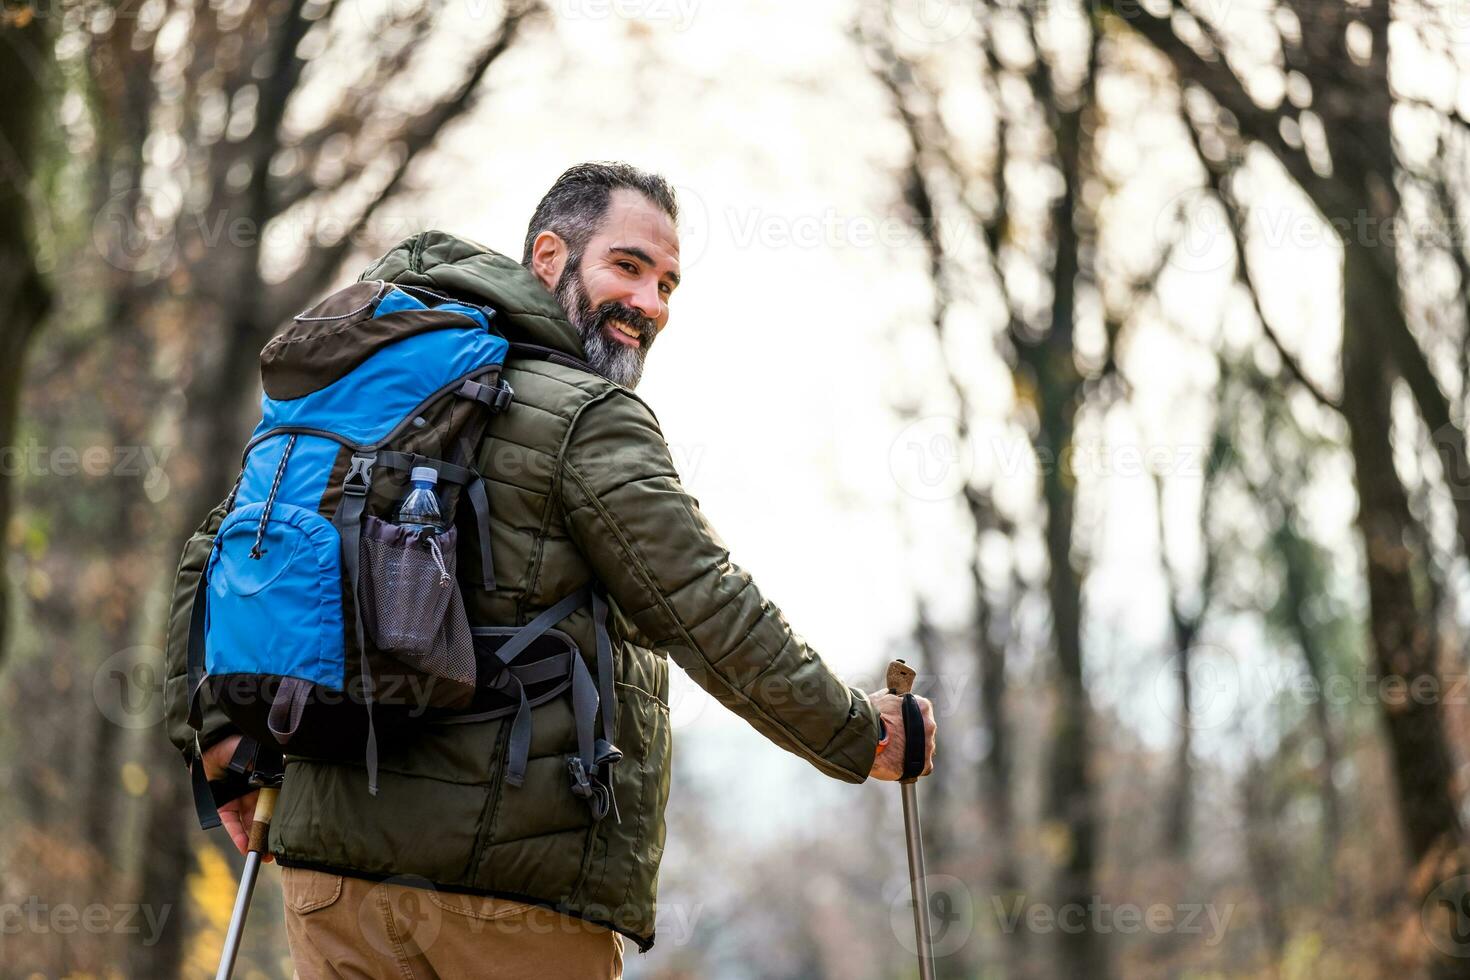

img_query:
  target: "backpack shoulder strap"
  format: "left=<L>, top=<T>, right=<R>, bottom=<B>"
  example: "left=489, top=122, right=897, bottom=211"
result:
left=507, top=342, right=597, bottom=375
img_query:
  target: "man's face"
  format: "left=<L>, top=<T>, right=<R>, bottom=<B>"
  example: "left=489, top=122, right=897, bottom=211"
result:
left=548, top=189, right=680, bottom=389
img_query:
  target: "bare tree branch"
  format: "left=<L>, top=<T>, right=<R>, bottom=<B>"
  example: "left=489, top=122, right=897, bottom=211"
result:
left=267, top=0, right=544, bottom=325
left=1180, top=97, right=1342, bottom=412
left=1100, top=1, right=1339, bottom=212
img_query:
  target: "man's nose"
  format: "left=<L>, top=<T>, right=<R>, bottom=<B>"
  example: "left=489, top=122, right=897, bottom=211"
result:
left=626, top=279, right=662, bottom=322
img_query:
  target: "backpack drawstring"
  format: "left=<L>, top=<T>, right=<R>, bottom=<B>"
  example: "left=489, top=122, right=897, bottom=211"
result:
left=251, top=435, right=297, bottom=560
left=427, top=534, right=452, bottom=587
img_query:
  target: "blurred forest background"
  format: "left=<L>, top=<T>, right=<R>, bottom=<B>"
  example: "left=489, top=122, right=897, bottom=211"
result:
left=5, top=0, right=1470, bottom=977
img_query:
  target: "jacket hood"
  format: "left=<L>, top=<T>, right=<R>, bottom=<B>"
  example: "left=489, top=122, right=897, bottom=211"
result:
left=356, top=230, right=585, bottom=360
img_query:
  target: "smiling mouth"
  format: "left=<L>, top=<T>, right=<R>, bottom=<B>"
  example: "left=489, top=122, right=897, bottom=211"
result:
left=606, top=319, right=642, bottom=346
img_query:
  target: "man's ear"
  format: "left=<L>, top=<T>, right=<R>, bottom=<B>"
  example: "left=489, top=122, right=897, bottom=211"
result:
left=529, top=230, right=568, bottom=292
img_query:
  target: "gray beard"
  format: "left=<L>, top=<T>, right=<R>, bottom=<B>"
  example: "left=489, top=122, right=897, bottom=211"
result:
left=554, top=262, right=650, bottom=389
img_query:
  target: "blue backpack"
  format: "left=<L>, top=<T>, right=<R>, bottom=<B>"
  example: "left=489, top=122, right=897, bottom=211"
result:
left=177, top=279, right=620, bottom=826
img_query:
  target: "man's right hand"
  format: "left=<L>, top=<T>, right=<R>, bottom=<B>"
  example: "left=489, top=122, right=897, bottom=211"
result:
left=866, top=690, right=936, bottom=781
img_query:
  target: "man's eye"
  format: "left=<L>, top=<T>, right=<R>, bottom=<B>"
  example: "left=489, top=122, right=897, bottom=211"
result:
left=659, top=283, right=672, bottom=296
left=619, top=261, right=638, bottom=274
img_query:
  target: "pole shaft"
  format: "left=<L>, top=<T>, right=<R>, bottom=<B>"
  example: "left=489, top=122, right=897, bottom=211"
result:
left=214, top=783, right=279, bottom=980
left=902, top=782, right=937, bottom=980
left=215, top=850, right=261, bottom=980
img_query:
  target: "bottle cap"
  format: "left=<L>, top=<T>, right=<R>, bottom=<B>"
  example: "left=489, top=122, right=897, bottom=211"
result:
left=410, top=466, right=438, bottom=485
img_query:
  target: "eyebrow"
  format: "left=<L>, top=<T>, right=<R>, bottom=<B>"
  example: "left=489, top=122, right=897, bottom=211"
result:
left=608, top=245, right=681, bottom=288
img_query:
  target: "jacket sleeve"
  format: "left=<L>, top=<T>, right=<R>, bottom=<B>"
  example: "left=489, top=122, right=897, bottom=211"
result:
left=558, top=389, right=882, bottom=783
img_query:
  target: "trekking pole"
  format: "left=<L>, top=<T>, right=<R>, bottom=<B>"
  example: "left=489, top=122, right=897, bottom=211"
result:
left=887, top=658, right=936, bottom=980
left=215, top=767, right=283, bottom=980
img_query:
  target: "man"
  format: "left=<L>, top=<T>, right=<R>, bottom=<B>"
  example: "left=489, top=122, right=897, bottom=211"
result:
left=185, top=162, right=937, bottom=978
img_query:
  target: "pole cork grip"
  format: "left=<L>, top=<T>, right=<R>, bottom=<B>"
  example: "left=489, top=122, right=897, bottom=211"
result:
left=887, top=659, right=916, bottom=696
left=246, top=787, right=279, bottom=853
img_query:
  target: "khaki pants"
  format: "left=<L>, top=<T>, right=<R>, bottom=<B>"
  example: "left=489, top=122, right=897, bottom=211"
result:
left=282, top=866, right=625, bottom=979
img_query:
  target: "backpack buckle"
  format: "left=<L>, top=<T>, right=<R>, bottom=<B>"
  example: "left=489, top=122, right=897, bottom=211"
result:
left=458, top=377, right=514, bottom=414
left=567, top=754, right=614, bottom=822
left=343, top=453, right=375, bottom=496
left=593, top=739, right=621, bottom=824
left=567, top=754, right=594, bottom=799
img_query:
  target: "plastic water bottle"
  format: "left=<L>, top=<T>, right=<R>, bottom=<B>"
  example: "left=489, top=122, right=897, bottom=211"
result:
left=397, top=466, right=444, bottom=533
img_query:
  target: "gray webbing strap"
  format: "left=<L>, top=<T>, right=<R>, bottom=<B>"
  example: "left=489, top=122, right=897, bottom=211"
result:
left=591, top=588, right=617, bottom=747
left=477, top=653, right=573, bottom=693
left=374, top=451, right=475, bottom=487
left=570, top=649, right=598, bottom=772
left=503, top=682, right=532, bottom=788
left=564, top=643, right=609, bottom=821
left=508, top=656, right=574, bottom=687
left=191, top=756, right=221, bottom=830
left=487, top=587, right=591, bottom=787
left=455, top=377, right=513, bottom=413
left=464, top=477, right=494, bottom=590
left=590, top=587, right=620, bottom=822
left=334, top=452, right=378, bottom=795
left=420, top=584, right=616, bottom=821
left=489, top=587, right=591, bottom=667
left=268, top=677, right=312, bottom=743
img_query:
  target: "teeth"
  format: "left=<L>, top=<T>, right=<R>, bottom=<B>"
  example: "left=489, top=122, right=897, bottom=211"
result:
left=611, top=320, right=640, bottom=340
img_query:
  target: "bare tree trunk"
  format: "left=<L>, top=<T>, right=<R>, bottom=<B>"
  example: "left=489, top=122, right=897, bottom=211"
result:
left=1340, top=250, right=1462, bottom=859
left=1163, top=616, right=1197, bottom=855
left=974, top=551, right=1020, bottom=901
left=1341, top=241, right=1467, bottom=978
left=1154, top=462, right=1209, bottom=858
left=1276, top=518, right=1344, bottom=859
left=1329, top=6, right=1468, bottom=938
left=1242, top=757, right=1289, bottom=968
left=1024, top=35, right=1110, bottom=978
left=1034, top=384, right=1105, bottom=977
left=127, top=758, right=193, bottom=978
left=0, top=8, right=52, bottom=663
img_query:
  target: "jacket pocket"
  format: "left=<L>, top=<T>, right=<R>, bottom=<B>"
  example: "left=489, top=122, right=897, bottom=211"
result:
left=282, top=868, right=344, bottom=916
left=428, top=891, right=538, bottom=921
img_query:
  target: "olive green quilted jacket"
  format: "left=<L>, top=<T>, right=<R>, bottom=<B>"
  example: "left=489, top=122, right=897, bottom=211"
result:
left=165, top=230, right=882, bottom=951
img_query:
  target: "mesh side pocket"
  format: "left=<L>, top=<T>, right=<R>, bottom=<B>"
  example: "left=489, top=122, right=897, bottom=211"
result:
left=359, top=515, right=476, bottom=691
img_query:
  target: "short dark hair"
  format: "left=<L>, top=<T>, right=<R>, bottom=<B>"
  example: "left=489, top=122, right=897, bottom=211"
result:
left=521, top=161, right=679, bottom=268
